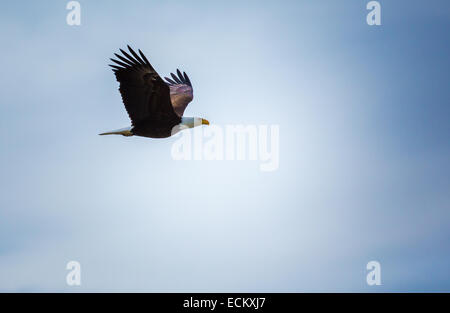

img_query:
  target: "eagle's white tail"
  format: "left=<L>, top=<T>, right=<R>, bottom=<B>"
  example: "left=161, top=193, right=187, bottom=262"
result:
left=99, top=127, right=133, bottom=136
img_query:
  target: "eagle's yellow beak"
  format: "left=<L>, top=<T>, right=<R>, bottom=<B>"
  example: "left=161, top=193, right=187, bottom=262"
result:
left=202, top=118, right=210, bottom=125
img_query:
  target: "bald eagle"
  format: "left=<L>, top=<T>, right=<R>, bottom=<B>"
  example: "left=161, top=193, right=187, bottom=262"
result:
left=100, top=46, right=209, bottom=138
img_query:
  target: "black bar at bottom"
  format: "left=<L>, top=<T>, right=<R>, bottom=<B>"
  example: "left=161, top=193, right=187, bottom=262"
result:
left=0, top=293, right=447, bottom=311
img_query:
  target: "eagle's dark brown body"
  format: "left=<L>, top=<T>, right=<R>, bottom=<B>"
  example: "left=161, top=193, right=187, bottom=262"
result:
left=132, top=118, right=181, bottom=138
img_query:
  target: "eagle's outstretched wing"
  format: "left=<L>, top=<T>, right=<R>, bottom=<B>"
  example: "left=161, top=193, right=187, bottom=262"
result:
left=109, top=46, right=179, bottom=125
left=164, top=69, right=194, bottom=117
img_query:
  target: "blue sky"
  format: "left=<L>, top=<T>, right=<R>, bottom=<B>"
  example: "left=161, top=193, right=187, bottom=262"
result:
left=0, top=0, right=449, bottom=292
